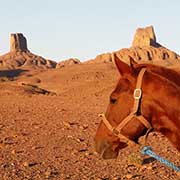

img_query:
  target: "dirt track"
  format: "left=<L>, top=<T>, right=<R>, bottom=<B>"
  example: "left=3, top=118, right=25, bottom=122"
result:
left=0, top=63, right=180, bottom=180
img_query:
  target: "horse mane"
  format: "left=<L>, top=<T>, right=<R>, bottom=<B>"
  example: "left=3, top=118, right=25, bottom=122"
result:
left=134, top=63, right=180, bottom=131
left=134, top=63, right=180, bottom=87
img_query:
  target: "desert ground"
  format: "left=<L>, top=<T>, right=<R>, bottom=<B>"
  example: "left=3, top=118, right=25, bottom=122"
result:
left=0, top=62, right=180, bottom=180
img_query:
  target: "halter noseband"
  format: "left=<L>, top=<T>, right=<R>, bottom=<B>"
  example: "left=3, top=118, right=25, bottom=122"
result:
left=99, top=68, right=152, bottom=146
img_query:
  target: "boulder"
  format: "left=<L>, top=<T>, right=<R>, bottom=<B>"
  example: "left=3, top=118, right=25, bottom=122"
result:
left=56, top=58, right=81, bottom=68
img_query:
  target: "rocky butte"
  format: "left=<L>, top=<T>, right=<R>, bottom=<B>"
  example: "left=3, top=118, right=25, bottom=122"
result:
left=132, top=26, right=160, bottom=47
left=88, top=26, right=180, bottom=67
left=0, top=33, right=57, bottom=69
left=10, top=33, right=28, bottom=52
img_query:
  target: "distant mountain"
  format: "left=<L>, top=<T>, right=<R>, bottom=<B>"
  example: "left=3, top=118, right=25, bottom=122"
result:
left=86, top=26, right=180, bottom=67
left=0, top=33, right=57, bottom=69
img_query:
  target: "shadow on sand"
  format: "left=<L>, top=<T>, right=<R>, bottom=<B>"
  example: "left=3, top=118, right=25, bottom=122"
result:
left=0, top=69, right=28, bottom=78
left=143, top=157, right=156, bottom=164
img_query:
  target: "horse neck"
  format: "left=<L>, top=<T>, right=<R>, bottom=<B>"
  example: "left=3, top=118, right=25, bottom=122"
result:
left=143, top=71, right=180, bottom=151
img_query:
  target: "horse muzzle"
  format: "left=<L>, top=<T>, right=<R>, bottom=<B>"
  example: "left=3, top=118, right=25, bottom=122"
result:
left=95, top=139, right=119, bottom=159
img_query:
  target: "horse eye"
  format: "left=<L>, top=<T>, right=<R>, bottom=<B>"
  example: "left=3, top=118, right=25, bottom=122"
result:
left=110, top=97, right=117, bottom=104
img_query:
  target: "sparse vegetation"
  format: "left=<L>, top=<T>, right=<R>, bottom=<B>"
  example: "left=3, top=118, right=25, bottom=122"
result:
left=0, top=76, right=14, bottom=82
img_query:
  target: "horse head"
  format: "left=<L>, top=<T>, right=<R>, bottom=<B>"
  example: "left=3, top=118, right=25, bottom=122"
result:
left=95, top=54, right=180, bottom=159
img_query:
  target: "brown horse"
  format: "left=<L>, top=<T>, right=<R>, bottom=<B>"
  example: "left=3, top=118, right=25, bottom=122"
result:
left=95, top=54, right=180, bottom=159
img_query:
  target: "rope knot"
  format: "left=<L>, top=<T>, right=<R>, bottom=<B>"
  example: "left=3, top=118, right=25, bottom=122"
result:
left=141, top=146, right=152, bottom=155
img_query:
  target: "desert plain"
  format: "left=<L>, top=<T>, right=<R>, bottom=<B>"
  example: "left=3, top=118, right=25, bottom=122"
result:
left=0, top=26, right=180, bottom=180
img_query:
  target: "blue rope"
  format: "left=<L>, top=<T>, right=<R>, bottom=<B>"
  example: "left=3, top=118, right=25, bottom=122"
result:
left=141, top=146, right=180, bottom=172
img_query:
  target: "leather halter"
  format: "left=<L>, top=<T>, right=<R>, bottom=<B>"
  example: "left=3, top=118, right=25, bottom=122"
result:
left=99, top=68, right=152, bottom=146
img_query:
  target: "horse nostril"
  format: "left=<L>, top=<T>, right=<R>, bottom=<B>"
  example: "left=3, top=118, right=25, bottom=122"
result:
left=95, top=139, right=120, bottom=159
left=95, top=139, right=110, bottom=154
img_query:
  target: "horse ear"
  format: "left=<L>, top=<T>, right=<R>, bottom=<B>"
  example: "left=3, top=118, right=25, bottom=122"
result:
left=112, top=53, right=131, bottom=75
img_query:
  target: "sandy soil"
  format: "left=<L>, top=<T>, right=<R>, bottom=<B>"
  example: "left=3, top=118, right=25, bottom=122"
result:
left=0, top=63, right=180, bottom=180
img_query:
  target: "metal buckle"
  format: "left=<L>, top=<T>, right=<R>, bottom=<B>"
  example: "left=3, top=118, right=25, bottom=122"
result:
left=98, top=114, right=103, bottom=118
left=133, top=88, right=142, bottom=100
left=112, top=128, right=120, bottom=136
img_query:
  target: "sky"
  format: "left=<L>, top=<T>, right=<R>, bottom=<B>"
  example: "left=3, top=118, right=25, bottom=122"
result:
left=0, top=0, right=180, bottom=62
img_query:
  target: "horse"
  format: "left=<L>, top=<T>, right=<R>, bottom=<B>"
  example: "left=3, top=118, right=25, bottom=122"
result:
left=95, top=54, right=180, bottom=159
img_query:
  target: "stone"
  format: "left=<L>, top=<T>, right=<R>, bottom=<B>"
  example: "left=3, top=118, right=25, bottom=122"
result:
left=0, top=33, right=57, bottom=69
left=85, top=53, right=112, bottom=64
left=10, top=33, right=28, bottom=52
left=114, top=26, right=180, bottom=66
left=86, top=26, right=180, bottom=67
left=125, top=174, right=133, bottom=179
left=94, top=53, right=112, bottom=63
left=132, top=26, right=160, bottom=47
left=116, top=46, right=180, bottom=66
left=56, top=58, right=81, bottom=68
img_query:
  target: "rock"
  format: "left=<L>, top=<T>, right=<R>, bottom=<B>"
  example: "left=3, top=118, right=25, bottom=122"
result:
left=10, top=163, right=15, bottom=167
left=77, top=138, right=85, bottom=142
left=114, top=26, right=180, bottom=66
left=44, top=167, right=59, bottom=178
left=23, top=162, right=29, bottom=167
left=0, top=33, right=57, bottom=69
left=63, top=121, right=71, bottom=129
left=23, top=161, right=38, bottom=167
left=80, top=124, right=88, bottom=130
left=10, top=33, right=28, bottom=52
left=44, top=168, right=51, bottom=178
left=20, top=83, right=56, bottom=95
left=94, top=53, right=112, bottom=63
left=86, top=53, right=112, bottom=64
left=147, top=165, right=153, bottom=170
left=78, top=148, right=88, bottom=152
left=132, top=26, right=159, bottom=47
left=125, top=174, right=133, bottom=179
left=56, top=58, right=81, bottom=68
left=86, top=26, right=180, bottom=67
left=18, top=78, right=41, bottom=86
left=116, top=45, right=180, bottom=66
left=11, top=150, right=16, bottom=155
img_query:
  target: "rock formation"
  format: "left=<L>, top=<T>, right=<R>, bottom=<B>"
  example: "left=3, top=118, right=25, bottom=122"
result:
left=56, top=58, right=81, bottom=68
left=115, top=46, right=180, bottom=66
left=0, top=33, right=57, bottom=69
left=10, top=33, right=28, bottom=52
left=87, top=26, right=180, bottom=67
left=115, top=26, right=180, bottom=66
left=132, top=26, right=160, bottom=47
left=85, top=53, right=112, bottom=64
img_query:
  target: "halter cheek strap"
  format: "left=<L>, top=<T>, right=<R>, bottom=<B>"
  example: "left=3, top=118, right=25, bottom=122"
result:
left=99, top=68, right=152, bottom=146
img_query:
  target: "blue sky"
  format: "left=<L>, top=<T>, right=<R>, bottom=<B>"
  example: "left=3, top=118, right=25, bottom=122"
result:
left=0, top=0, right=180, bottom=62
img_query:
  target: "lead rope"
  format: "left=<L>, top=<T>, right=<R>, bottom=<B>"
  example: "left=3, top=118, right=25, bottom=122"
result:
left=141, top=146, right=180, bottom=172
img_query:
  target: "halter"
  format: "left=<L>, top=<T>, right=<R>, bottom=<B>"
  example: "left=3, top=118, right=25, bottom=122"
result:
left=99, top=68, right=152, bottom=146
